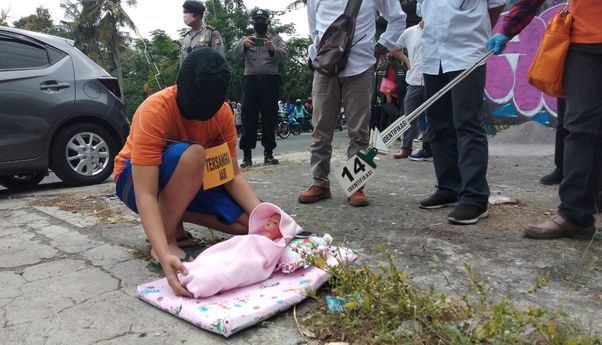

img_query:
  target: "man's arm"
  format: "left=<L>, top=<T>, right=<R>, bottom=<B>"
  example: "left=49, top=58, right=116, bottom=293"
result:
left=390, top=50, right=411, bottom=69
left=391, top=30, right=409, bottom=67
left=223, top=170, right=261, bottom=217
left=306, top=0, right=319, bottom=61
left=233, top=37, right=247, bottom=58
left=500, top=0, right=546, bottom=38
left=375, top=0, right=407, bottom=50
left=132, top=165, right=193, bottom=297
left=487, top=0, right=546, bottom=54
left=267, top=35, right=289, bottom=61
left=211, top=30, right=225, bottom=56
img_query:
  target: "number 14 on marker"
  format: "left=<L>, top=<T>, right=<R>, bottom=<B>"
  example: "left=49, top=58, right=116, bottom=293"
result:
left=335, top=153, right=377, bottom=197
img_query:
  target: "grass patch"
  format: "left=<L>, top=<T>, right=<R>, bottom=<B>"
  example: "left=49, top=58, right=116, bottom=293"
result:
left=300, top=253, right=601, bottom=345
left=30, top=189, right=138, bottom=225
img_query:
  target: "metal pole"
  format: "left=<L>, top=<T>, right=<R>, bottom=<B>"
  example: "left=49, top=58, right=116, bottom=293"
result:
left=403, top=51, right=493, bottom=124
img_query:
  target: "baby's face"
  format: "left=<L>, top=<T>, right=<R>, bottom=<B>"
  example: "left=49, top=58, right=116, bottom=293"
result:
left=264, top=214, right=282, bottom=240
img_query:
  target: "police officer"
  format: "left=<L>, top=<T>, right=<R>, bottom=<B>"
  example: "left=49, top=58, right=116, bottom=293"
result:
left=234, top=9, right=289, bottom=168
left=181, top=0, right=225, bottom=62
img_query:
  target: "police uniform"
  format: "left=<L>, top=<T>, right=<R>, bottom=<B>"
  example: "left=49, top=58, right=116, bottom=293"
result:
left=180, top=1, right=225, bottom=61
left=234, top=9, right=289, bottom=166
left=181, top=25, right=225, bottom=62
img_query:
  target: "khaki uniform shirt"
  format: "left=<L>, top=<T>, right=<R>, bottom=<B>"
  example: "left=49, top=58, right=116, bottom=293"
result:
left=234, top=33, right=288, bottom=76
left=181, top=25, right=225, bottom=63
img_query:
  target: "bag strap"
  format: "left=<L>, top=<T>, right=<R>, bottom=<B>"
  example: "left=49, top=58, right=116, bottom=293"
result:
left=562, top=0, right=570, bottom=13
left=343, top=0, right=364, bottom=18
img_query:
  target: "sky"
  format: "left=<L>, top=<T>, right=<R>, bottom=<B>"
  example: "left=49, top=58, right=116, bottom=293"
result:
left=2, top=0, right=310, bottom=40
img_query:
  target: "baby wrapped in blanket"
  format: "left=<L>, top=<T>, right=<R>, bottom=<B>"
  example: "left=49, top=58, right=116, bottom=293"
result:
left=180, top=202, right=303, bottom=298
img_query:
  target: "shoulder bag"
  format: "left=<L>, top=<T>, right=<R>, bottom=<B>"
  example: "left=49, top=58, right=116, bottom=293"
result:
left=311, top=0, right=364, bottom=77
left=527, top=2, right=572, bottom=97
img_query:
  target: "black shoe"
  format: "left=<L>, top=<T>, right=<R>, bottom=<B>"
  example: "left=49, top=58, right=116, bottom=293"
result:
left=264, top=154, right=279, bottom=165
left=419, top=193, right=457, bottom=209
left=539, top=168, right=562, bottom=185
left=409, top=149, right=432, bottom=161
left=241, top=150, right=253, bottom=168
left=447, top=204, right=489, bottom=225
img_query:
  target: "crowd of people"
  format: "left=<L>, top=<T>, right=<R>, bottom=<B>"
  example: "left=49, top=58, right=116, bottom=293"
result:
left=112, top=0, right=601, bottom=296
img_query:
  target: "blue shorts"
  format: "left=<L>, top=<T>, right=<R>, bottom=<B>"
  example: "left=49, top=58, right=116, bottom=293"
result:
left=115, top=142, right=244, bottom=225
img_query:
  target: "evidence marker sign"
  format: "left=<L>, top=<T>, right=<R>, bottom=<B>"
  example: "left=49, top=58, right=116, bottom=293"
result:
left=335, top=153, right=376, bottom=197
left=203, top=142, right=235, bottom=190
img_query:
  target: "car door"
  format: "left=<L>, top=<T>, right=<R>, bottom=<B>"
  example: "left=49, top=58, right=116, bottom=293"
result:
left=0, top=31, right=75, bottom=163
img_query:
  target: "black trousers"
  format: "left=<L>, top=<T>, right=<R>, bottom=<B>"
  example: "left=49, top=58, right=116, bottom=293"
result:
left=239, top=75, right=281, bottom=152
left=424, top=65, right=489, bottom=207
left=558, top=44, right=602, bottom=226
left=553, top=98, right=568, bottom=169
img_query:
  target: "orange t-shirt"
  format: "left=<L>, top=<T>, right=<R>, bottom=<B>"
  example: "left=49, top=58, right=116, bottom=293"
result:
left=113, top=86, right=237, bottom=182
left=570, top=0, right=602, bottom=44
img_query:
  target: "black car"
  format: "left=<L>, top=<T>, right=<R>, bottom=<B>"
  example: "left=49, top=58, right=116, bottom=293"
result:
left=0, top=27, right=130, bottom=189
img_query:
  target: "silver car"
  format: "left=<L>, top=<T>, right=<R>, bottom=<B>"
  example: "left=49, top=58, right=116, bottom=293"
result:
left=0, top=27, right=130, bottom=189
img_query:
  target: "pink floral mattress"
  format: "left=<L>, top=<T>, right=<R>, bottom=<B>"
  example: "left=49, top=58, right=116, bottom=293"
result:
left=137, top=247, right=356, bottom=337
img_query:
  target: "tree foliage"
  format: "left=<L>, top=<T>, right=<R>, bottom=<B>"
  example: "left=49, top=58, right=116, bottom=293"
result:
left=279, top=37, right=313, bottom=102
left=0, top=8, right=9, bottom=26
left=60, top=0, right=138, bottom=99
left=12, top=7, right=55, bottom=33
left=5, top=0, right=315, bottom=118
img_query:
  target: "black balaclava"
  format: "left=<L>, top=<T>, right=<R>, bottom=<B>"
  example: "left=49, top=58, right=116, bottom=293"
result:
left=176, top=48, right=231, bottom=121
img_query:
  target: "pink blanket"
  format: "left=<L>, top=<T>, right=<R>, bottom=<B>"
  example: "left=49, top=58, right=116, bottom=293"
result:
left=180, top=203, right=303, bottom=298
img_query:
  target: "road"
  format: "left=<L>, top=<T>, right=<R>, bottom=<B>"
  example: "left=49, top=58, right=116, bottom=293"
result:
left=0, top=129, right=351, bottom=192
left=237, top=128, right=350, bottom=163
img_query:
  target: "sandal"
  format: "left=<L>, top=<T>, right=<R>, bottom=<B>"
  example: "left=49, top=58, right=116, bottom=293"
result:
left=175, top=231, right=204, bottom=248
left=148, top=251, right=193, bottom=270
left=145, top=231, right=203, bottom=249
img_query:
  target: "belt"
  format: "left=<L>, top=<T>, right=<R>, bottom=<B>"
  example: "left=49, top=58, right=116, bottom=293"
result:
left=244, top=74, right=281, bottom=82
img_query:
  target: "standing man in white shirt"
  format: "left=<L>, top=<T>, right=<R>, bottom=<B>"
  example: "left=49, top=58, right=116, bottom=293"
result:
left=298, top=0, right=406, bottom=207
left=390, top=20, right=432, bottom=161
left=416, top=0, right=504, bottom=224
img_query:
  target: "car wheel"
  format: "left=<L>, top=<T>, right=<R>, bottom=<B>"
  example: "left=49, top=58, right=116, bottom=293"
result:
left=50, top=123, right=118, bottom=186
left=0, top=170, right=46, bottom=190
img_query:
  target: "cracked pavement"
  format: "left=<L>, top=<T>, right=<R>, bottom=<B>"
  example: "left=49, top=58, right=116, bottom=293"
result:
left=0, top=142, right=600, bottom=344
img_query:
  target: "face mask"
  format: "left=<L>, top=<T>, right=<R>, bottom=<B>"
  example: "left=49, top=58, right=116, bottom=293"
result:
left=183, top=13, right=195, bottom=26
left=253, top=22, right=268, bottom=35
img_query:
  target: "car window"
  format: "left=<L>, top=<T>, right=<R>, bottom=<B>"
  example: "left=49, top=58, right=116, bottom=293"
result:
left=47, top=46, right=67, bottom=64
left=0, top=37, right=49, bottom=70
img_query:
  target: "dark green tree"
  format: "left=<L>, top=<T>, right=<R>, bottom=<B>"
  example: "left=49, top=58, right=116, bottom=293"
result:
left=12, top=7, right=55, bottom=33
left=120, top=46, right=148, bottom=117
left=140, top=30, right=181, bottom=95
left=279, top=37, right=313, bottom=102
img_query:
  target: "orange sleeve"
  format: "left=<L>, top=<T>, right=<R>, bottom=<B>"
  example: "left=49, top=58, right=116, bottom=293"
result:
left=130, top=104, right=172, bottom=166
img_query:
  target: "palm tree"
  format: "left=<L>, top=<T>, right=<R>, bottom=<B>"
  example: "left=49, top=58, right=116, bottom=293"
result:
left=285, top=0, right=306, bottom=11
left=61, top=0, right=138, bottom=99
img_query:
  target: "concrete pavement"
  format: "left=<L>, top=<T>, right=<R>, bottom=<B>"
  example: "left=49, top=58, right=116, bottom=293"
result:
left=1, top=142, right=601, bottom=344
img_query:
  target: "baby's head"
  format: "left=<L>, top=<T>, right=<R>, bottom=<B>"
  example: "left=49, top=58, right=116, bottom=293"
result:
left=263, top=213, right=282, bottom=240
